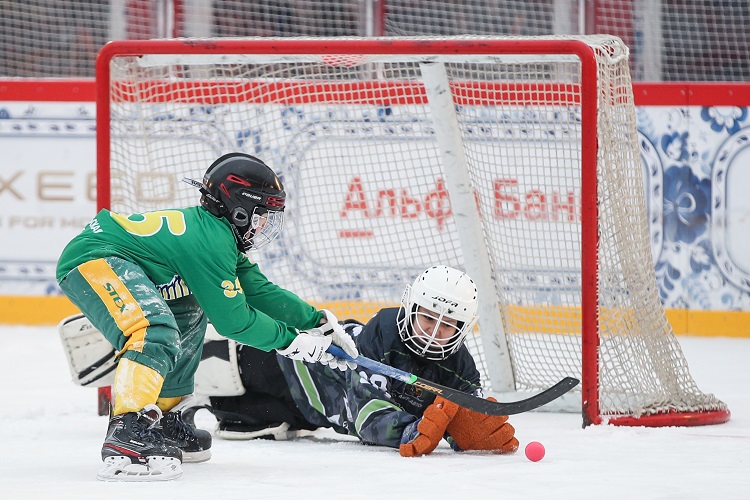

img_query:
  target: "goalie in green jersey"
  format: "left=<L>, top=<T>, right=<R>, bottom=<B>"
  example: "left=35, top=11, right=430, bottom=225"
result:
left=55, top=152, right=358, bottom=482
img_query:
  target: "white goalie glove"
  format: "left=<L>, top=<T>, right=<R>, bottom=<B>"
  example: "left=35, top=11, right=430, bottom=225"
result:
left=318, top=308, right=359, bottom=369
left=276, top=309, right=359, bottom=371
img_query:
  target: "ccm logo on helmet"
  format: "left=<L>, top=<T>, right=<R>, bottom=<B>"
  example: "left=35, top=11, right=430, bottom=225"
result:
left=432, top=295, right=458, bottom=307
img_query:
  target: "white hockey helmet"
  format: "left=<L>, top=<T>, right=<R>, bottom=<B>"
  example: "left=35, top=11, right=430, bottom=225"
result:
left=397, top=265, right=479, bottom=361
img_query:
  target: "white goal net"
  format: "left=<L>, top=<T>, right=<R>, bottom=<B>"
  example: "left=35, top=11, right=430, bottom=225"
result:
left=98, top=36, right=729, bottom=426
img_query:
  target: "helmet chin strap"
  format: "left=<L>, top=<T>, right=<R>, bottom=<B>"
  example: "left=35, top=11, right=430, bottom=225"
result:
left=207, top=199, right=249, bottom=252
left=229, top=224, right=252, bottom=252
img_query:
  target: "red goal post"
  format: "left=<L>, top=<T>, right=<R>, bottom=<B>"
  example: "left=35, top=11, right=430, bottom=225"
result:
left=95, top=36, right=729, bottom=427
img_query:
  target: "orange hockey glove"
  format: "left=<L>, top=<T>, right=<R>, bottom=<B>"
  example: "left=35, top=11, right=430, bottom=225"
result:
left=399, top=397, right=459, bottom=457
left=446, top=398, right=519, bottom=454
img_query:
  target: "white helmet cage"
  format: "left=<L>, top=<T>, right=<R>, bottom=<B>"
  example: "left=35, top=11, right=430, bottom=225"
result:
left=397, top=266, right=479, bottom=361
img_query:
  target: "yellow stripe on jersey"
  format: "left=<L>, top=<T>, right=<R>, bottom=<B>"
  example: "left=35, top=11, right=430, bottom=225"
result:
left=113, top=358, right=165, bottom=415
left=156, top=396, right=182, bottom=412
left=78, top=258, right=151, bottom=354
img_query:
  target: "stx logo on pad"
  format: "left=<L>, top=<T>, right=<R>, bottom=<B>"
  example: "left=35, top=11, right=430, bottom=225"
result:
left=104, top=283, right=127, bottom=313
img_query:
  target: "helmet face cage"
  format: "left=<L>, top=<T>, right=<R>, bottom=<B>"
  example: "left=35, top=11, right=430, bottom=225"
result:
left=397, top=266, right=479, bottom=361
left=233, top=205, right=284, bottom=251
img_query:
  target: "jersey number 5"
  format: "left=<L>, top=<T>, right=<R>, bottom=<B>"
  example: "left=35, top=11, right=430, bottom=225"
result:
left=110, top=210, right=187, bottom=237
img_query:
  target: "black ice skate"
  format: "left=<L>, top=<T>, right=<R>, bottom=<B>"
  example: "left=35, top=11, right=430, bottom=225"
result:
left=158, top=398, right=212, bottom=463
left=97, top=404, right=183, bottom=482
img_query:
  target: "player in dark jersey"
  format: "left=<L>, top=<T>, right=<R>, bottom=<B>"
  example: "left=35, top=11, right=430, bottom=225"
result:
left=205, top=266, right=518, bottom=457
left=55, top=152, right=358, bottom=481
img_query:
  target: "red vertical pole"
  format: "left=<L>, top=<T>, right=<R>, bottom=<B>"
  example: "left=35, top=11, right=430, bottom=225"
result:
left=172, top=0, right=184, bottom=38
left=95, top=43, right=114, bottom=416
left=584, top=0, right=597, bottom=35
left=577, top=43, right=601, bottom=427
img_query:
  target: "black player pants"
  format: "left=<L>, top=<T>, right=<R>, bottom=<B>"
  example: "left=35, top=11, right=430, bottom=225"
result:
left=208, top=345, right=318, bottom=431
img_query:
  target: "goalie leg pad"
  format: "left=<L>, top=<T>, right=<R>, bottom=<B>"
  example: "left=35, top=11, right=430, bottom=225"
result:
left=193, top=323, right=246, bottom=397
left=58, top=315, right=245, bottom=397
left=58, top=314, right=117, bottom=387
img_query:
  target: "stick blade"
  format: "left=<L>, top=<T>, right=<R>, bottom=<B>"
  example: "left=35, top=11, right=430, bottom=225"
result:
left=417, top=376, right=580, bottom=416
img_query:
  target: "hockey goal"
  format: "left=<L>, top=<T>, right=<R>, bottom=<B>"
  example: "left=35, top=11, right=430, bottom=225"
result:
left=96, top=36, right=729, bottom=427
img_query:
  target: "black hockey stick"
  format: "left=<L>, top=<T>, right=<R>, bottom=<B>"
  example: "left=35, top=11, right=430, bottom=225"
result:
left=327, top=345, right=579, bottom=416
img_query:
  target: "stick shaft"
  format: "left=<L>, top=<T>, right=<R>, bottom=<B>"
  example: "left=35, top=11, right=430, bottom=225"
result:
left=327, top=345, right=579, bottom=416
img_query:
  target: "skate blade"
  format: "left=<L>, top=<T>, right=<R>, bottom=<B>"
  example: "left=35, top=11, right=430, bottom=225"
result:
left=215, top=422, right=294, bottom=441
left=96, top=456, right=183, bottom=482
left=182, top=449, right=212, bottom=463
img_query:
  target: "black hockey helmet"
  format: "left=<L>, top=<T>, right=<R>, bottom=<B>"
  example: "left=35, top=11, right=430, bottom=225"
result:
left=183, top=152, right=285, bottom=252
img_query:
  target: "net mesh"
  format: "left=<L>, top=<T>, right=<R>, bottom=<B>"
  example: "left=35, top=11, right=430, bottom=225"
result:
left=104, top=35, right=727, bottom=421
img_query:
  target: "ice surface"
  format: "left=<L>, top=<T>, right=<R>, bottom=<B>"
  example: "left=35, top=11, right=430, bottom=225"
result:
left=0, top=327, right=747, bottom=499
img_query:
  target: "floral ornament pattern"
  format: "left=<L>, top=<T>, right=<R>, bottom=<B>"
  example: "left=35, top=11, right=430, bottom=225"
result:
left=690, top=239, right=714, bottom=275
left=662, top=165, right=711, bottom=244
left=660, top=131, right=689, bottom=162
left=700, top=106, right=748, bottom=135
left=3, top=99, right=747, bottom=318
left=651, top=105, right=750, bottom=312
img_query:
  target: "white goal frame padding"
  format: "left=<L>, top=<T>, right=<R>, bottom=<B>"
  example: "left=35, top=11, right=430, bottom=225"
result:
left=419, top=61, right=514, bottom=391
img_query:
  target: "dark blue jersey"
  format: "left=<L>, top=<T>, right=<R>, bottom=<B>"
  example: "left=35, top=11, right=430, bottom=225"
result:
left=278, top=307, right=482, bottom=449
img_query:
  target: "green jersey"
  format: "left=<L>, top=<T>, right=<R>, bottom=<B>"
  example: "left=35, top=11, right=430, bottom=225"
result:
left=56, top=207, right=320, bottom=350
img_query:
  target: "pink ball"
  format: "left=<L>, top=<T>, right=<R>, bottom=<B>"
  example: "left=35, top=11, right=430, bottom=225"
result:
left=524, top=441, right=545, bottom=462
